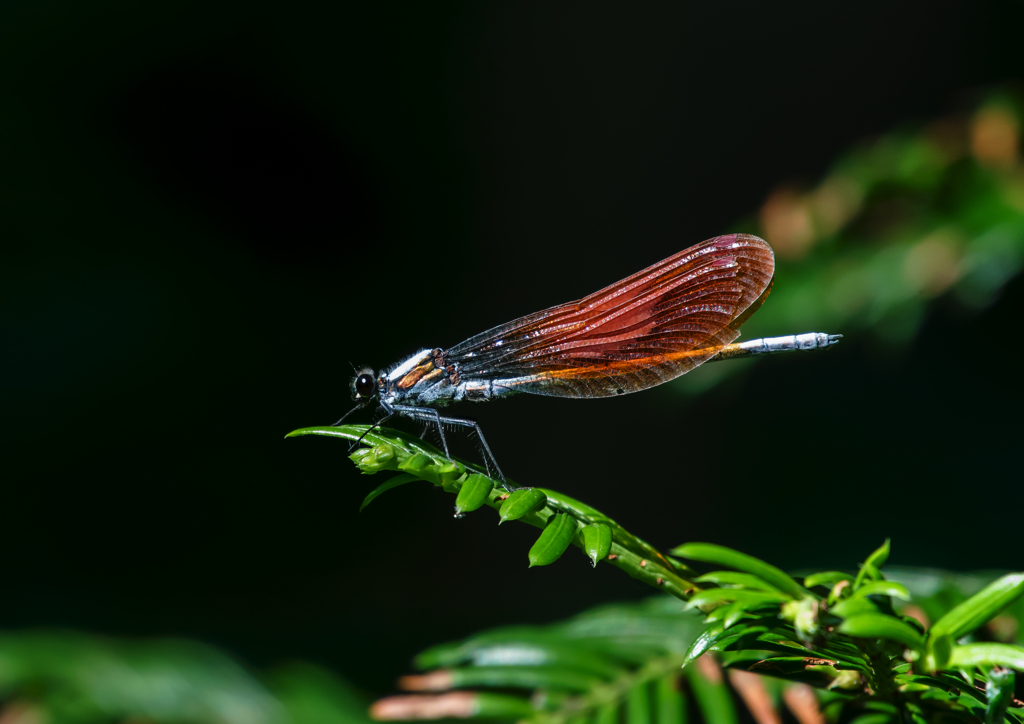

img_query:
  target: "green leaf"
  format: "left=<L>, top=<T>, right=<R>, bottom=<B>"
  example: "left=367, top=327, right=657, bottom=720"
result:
left=703, top=601, right=746, bottom=627
left=926, top=634, right=955, bottom=672
left=829, top=597, right=881, bottom=620
left=528, top=514, right=579, bottom=568
left=685, top=589, right=790, bottom=610
left=582, top=524, right=612, bottom=567
left=803, top=571, right=854, bottom=589
left=498, top=489, right=547, bottom=523
left=472, top=693, right=536, bottom=719
left=595, top=702, right=619, bottom=724
left=682, top=623, right=726, bottom=668
left=656, top=675, right=686, bottom=724
left=449, top=665, right=597, bottom=691
left=454, top=474, right=493, bottom=516
left=722, top=605, right=749, bottom=630
left=670, top=543, right=808, bottom=599
left=929, top=573, right=1024, bottom=642
left=848, top=580, right=911, bottom=601
left=838, top=613, right=925, bottom=652
left=895, top=673, right=963, bottom=695
left=415, top=637, right=620, bottom=676
left=626, top=681, right=650, bottom=724
left=853, top=539, right=890, bottom=590
left=694, top=571, right=783, bottom=592
left=949, top=643, right=1024, bottom=670
left=686, top=658, right=737, bottom=724
left=359, top=473, right=419, bottom=511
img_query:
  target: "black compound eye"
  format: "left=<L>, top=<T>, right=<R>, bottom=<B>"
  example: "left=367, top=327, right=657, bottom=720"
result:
left=355, top=373, right=376, bottom=397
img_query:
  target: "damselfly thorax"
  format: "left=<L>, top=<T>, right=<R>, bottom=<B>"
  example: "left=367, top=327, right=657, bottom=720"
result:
left=338, top=234, right=841, bottom=488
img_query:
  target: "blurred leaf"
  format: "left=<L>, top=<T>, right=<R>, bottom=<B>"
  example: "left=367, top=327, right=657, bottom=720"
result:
left=686, top=658, right=737, bottom=724
left=984, top=667, right=1016, bottom=724
left=930, top=573, right=1024, bottom=642
left=656, top=674, right=686, bottom=724
left=685, top=589, right=790, bottom=610
left=704, top=601, right=746, bottom=626
left=830, top=597, right=881, bottom=620
left=268, top=662, right=374, bottom=724
left=0, top=631, right=282, bottom=724
left=474, top=693, right=536, bottom=719
left=853, top=540, right=890, bottom=590
left=949, top=643, right=1024, bottom=670
left=626, top=681, right=651, bottom=724
left=849, top=581, right=911, bottom=602
left=449, top=665, right=598, bottom=691
left=596, top=702, right=619, bottom=724
left=804, top=571, right=854, bottom=589
left=838, top=614, right=925, bottom=652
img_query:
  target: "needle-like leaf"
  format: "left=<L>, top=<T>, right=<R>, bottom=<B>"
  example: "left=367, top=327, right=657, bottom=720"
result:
left=929, top=573, right=1024, bottom=642
left=671, top=543, right=809, bottom=600
left=360, top=473, right=419, bottom=511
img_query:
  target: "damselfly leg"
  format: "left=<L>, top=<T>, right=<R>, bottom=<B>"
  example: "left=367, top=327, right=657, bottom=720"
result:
left=390, top=404, right=509, bottom=489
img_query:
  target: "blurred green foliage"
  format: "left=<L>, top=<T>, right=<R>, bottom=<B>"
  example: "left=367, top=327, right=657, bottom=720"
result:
left=678, top=87, right=1024, bottom=394
left=366, top=537, right=1024, bottom=724
left=755, top=90, right=1024, bottom=333
left=0, top=631, right=373, bottom=724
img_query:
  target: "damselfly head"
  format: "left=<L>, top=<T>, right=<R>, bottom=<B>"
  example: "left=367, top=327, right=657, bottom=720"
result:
left=351, top=367, right=377, bottom=401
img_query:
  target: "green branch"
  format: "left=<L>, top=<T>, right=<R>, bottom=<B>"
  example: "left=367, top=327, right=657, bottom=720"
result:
left=286, top=425, right=702, bottom=600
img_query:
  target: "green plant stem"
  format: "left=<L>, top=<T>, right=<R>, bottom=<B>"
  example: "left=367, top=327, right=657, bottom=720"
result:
left=287, top=425, right=702, bottom=600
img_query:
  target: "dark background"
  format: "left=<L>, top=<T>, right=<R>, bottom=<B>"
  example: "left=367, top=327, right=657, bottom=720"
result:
left=3, top=0, right=1023, bottom=698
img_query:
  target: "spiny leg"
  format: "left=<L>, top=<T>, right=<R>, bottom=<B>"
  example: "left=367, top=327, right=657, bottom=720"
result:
left=391, top=405, right=508, bottom=487
left=420, top=408, right=451, bottom=459
left=433, top=413, right=509, bottom=489
left=389, top=406, right=456, bottom=463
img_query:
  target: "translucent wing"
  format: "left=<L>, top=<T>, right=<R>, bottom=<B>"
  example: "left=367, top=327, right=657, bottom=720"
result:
left=448, top=234, right=775, bottom=398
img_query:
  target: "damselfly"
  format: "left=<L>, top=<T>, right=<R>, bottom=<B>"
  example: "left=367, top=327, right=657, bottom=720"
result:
left=337, top=234, right=840, bottom=486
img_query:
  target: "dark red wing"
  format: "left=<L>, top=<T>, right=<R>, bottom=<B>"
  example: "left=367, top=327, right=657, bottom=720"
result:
left=448, top=234, right=775, bottom=398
